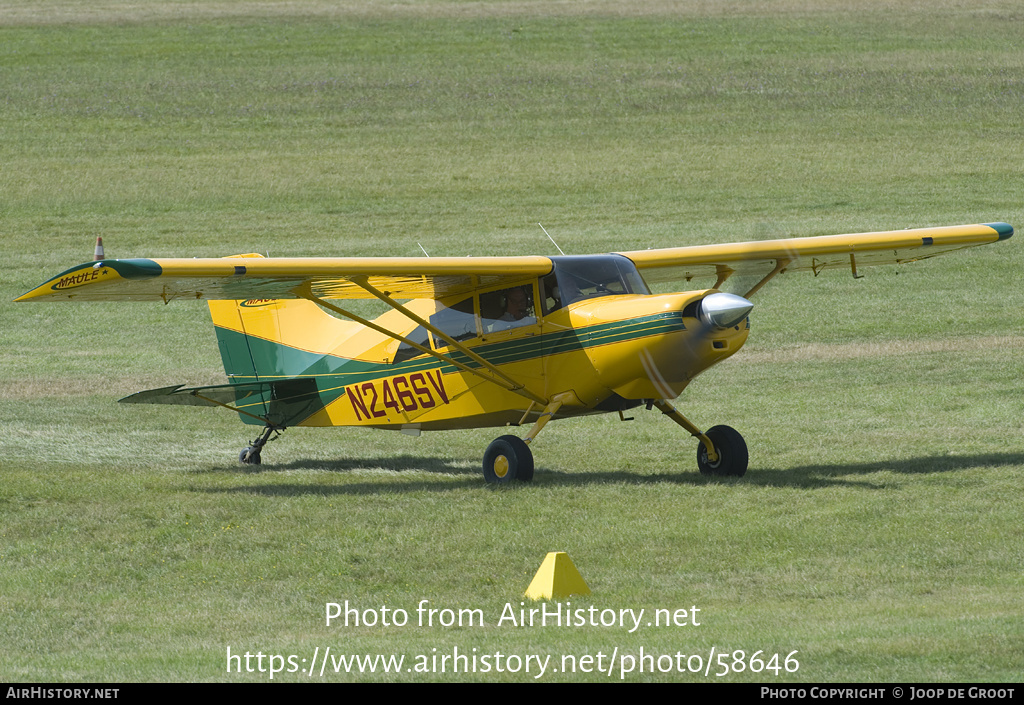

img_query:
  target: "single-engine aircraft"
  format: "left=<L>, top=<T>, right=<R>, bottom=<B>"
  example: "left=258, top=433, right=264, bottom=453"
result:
left=16, top=222, right=1013, bottom=482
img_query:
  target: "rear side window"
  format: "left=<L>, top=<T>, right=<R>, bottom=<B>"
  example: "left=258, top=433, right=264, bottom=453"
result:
left=394, top=324, right=432, bottom=363
left=429, top=297, right=477, bottom=348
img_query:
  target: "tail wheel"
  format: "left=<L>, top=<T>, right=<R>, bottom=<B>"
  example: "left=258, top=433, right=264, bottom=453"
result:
left=697, top=425, right=748, bottom=477
left=483, top=435, right=534, bottom=484
left=237, top=425, right=280, bottom=466
left=239, top=447, right=262, bottom=465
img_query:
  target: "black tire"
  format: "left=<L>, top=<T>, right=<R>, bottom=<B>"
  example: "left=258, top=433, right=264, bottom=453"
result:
left=482, top=435, right=534, bottom=484
left=696, top=425, right=748, bottom=477
left=239, top=447, right=262, bottom=465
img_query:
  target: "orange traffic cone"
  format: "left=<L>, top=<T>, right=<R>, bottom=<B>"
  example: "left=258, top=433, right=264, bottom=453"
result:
left=93, top=237, right=105, bottom=261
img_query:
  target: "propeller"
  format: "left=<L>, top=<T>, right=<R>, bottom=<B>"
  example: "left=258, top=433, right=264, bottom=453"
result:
left=698, top=292, right=754, bottom=331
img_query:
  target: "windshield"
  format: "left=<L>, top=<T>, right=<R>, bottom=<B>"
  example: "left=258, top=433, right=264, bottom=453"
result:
left=541, top=255, right=649, bottom=313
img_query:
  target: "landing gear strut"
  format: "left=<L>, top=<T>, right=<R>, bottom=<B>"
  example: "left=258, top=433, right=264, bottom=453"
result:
left=480, top=393, right=573, bottom=484
left=650, top=399, right=748, bottom=477
left=239, top=425, right=282, bottom=465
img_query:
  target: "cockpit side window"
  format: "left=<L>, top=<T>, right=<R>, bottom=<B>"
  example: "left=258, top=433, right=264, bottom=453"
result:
left=480, top=285, right=537, bottom=332
left=394, top=284, right=542, bottom=361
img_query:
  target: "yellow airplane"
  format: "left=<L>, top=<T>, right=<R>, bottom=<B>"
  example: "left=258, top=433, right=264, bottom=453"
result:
left=16, top=222, right=1012, bottom=482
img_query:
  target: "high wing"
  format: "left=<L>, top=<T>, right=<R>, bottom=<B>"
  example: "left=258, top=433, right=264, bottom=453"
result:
left=618, top=223, right=1013, bottom=293
left=15, top=254, right=554, bottom=303
left=15, top=223, right=1012, bottom=304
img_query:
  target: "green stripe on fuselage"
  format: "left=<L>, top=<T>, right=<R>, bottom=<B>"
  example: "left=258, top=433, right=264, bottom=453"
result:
left=214, top=311, right=686, bottom=417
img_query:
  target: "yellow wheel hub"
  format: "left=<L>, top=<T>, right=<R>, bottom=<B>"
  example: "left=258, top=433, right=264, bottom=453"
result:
left=493, top=454, right=510, bottom=478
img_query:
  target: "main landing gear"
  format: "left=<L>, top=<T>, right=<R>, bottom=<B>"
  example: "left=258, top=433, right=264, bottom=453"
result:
left=481, top=393, right=573, bottom=484
left=650, top=399, right=748, bottom=477
left=480, top=393, right=748, bottom=484
left=483, top=435, right=534, bottom=483
left=695, top=425, right=748, bottom=477
left=239, top=425, right=283, bottom=465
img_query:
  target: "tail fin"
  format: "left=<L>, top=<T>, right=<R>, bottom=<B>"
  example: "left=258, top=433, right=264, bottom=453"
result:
left=207, top=255, right=359, bottom=383
left=123, top=288, right=357, bottom=428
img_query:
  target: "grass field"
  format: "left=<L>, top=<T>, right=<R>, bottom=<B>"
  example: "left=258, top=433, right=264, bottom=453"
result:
left=2, top=0, right=1023, bottom=682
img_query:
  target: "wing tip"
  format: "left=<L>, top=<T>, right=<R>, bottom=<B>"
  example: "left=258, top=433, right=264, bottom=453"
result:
left=15, top=258, right=164, bottom=303
left=984, top=222, right=1014, bottom=240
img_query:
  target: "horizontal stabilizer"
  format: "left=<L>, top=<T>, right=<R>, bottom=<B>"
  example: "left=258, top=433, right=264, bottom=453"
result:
left=120, top=378, right=330, bottom=427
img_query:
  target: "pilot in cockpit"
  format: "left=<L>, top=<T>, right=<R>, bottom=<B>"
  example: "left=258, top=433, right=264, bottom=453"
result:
left=499, top=286, right=531, bottom=322
left=487, top=286, right=536, bottom=332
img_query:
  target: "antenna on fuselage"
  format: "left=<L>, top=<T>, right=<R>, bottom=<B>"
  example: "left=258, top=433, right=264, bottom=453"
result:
left=418, top=243, right=431, bottom=257
left=538, top=223, right=565, bottom=256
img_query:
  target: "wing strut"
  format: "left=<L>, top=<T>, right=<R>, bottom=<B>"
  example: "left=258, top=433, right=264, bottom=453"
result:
left=714, top=265, right=735, bottom=289
left=849, top=253, right=865, bottom=279
left=295, top=284, right=547, bottom=406
left=743, top=258, right=793, bottom=299
left=351, top=278, right=548, bottom=405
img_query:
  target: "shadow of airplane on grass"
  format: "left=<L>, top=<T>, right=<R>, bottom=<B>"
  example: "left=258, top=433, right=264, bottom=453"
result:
left=197, top=454, right=475, bottom=477
left=193, top=451, right=1024, bottom=497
